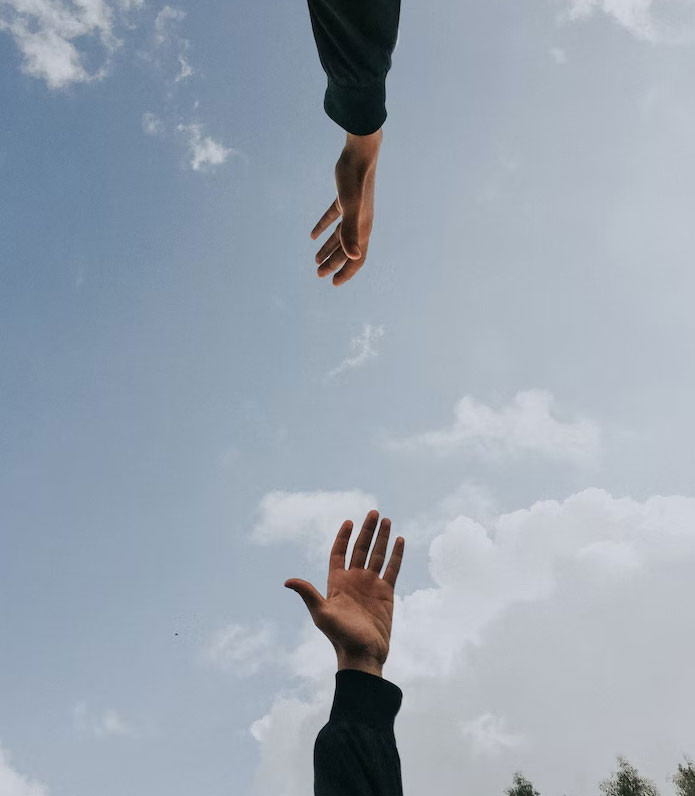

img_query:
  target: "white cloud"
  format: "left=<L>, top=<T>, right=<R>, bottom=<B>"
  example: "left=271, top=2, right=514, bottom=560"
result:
left=328, top=323, right=385, bottom=378
left=141, top=111, right=164, bottom=136
left=250, top=489, right=377, bottom=567
left=247, top=487, right=695, bottom=796
left=72, top=701, right=138, bottom=738
left=386, top=389, right=600, bottom=466
left=152, top=5, right=193, bottom=82
left=550, top=46, right=567, bottom=63
left=400, top=482, right=498, bottom=548
left=176, top=123, right=236, bottom=172
left=0, top=0, right=143, bottom=89
left=154, top=5, right=184, bottom=45
left=0, top=743, right=47, bottom=796
left=175, top=44, right=193, bottom=82
left=201, top=620, right=280, bottom=677
left=461, top=713, right=524, bottom=757
left=562, top=0, right=695, bottom=44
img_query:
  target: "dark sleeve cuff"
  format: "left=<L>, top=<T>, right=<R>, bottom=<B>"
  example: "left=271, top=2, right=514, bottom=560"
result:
left=324, top=79, right=387, bottom=135
left=329, top=669, right=403, bottom=730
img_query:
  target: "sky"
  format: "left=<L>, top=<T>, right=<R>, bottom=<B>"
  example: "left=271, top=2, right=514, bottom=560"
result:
left=2, top=0, right=695, bottom=794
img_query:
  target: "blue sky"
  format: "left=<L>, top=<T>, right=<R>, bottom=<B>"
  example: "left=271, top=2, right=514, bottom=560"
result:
left=2, top=1, right=695, bottom=795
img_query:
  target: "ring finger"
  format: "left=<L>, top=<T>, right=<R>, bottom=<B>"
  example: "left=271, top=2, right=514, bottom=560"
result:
left=317, top=245, right=349, bottom=278
left=315, top=224, right=342, bottom=266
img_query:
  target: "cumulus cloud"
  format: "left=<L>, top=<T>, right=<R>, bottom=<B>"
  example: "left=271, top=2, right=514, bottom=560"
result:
left=247, top=487, right=695, bottom=796
left=72, top=701, right=138, bottom=738
left=176, top=123, right=237, bottom=172
left=250, top=489, right=377, bottom=567
left=328, top=323, right=385, bottom=379
left=386, top=389, right=600, bottom=466
left=0, top=0, right=142, bottom=89
left=0, top=743, right=47, bottom=796
left=562, top=0, right=695, bottom=44
left=400, top=481, right=498, bottom=548
left=201, top=621, right=280, bottom=677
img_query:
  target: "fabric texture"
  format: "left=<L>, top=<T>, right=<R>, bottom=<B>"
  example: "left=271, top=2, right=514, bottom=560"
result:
left=307, top=0, right=401, bottom=134
left=314, top=669, right=404, bottom=795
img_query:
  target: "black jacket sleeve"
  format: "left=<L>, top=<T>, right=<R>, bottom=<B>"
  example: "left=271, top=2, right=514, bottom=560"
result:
left=314, top=669, right=404, bottom=796
left=306, top=0, right=401, bottom=135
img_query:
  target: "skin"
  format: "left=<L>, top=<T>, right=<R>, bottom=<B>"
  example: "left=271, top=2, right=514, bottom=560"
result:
left=284, top=509, right=405, bottom=677
left=311, top=129, right=384, bottom=287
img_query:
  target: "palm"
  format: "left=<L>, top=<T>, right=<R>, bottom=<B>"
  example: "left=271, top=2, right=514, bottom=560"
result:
left=285, top=510, right=405, bottom=665
left=319, top=566, right=394, bottom=661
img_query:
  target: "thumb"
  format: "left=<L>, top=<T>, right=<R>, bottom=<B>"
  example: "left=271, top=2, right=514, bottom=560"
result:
left=339, top=203, right=362, bottom=260
left=284, top=579, right=326, bottom=617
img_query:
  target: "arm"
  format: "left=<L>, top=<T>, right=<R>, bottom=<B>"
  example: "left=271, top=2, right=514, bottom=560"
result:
left=306, top=0, right=401, bottom=286
left=314, top=670, right=403, bottom=796
left=306, top=0, right=401, bottom=136
left=285, top=509, right=406, bottom=796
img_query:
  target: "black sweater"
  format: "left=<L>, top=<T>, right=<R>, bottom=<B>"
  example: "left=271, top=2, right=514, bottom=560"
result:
left=314, top=669, right=404, bottom=795
left=307, top=0, right=401, bottom=135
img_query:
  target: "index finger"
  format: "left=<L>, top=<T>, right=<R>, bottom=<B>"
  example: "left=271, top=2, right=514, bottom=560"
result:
left=382, top=537, right=405, bottom=588
left=329, top=519, right=353, bottom=572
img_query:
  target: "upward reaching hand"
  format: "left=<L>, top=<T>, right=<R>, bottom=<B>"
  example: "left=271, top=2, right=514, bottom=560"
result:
left=285, top=509, right=405, bottom=675
left=311, top=130, right=383, bottom=287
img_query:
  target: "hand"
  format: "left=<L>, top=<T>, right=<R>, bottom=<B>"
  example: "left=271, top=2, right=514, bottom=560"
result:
left=284, top=509, right=405, bottom=676
left=311, top=129, right=383, bottom=287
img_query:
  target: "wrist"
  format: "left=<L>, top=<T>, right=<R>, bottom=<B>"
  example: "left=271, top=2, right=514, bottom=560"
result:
left=336, top=651, right=384, bottom=678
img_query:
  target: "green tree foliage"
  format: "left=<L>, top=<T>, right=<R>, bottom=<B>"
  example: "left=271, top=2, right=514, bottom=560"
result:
left=674, top=758, right=695, bottom=796
left=506, top=772, right=540, bottom=796
left=600, top=757, right=660, bottom=796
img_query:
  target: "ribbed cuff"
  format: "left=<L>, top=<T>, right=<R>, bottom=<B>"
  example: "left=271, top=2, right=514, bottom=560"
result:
left=329, top=669, right=403, bottom=730
left=324, top=78, right=387, bottom=135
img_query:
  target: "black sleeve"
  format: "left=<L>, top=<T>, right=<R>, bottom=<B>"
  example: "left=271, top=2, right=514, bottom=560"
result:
left=314, top=669, right=404, bottom=796
left=306, top=0, right=401, bottom=135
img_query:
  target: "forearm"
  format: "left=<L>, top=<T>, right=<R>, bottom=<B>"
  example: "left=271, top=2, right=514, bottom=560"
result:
left=342, top=127, right=383, bottom=175
left=307, top=0, right=401, bottom=135
left=314, top=669, right=404, bottom=796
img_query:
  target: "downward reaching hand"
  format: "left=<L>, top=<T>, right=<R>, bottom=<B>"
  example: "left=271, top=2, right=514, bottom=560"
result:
left=285, top=509, right=405, bottom=675
left=311, top=130, right=383, bottom=287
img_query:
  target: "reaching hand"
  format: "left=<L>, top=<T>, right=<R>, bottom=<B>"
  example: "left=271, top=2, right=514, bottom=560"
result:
left=311, top=129, right=383, bottom=287
left=284, top=509, right=405, bottom=675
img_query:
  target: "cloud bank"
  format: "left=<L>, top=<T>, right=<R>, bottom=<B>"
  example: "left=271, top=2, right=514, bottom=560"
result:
left=386, top=389, right=600, bottom=466
left=247, top=486, right=695, bottom=796
left=0, top=742, right=47, bottom=796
